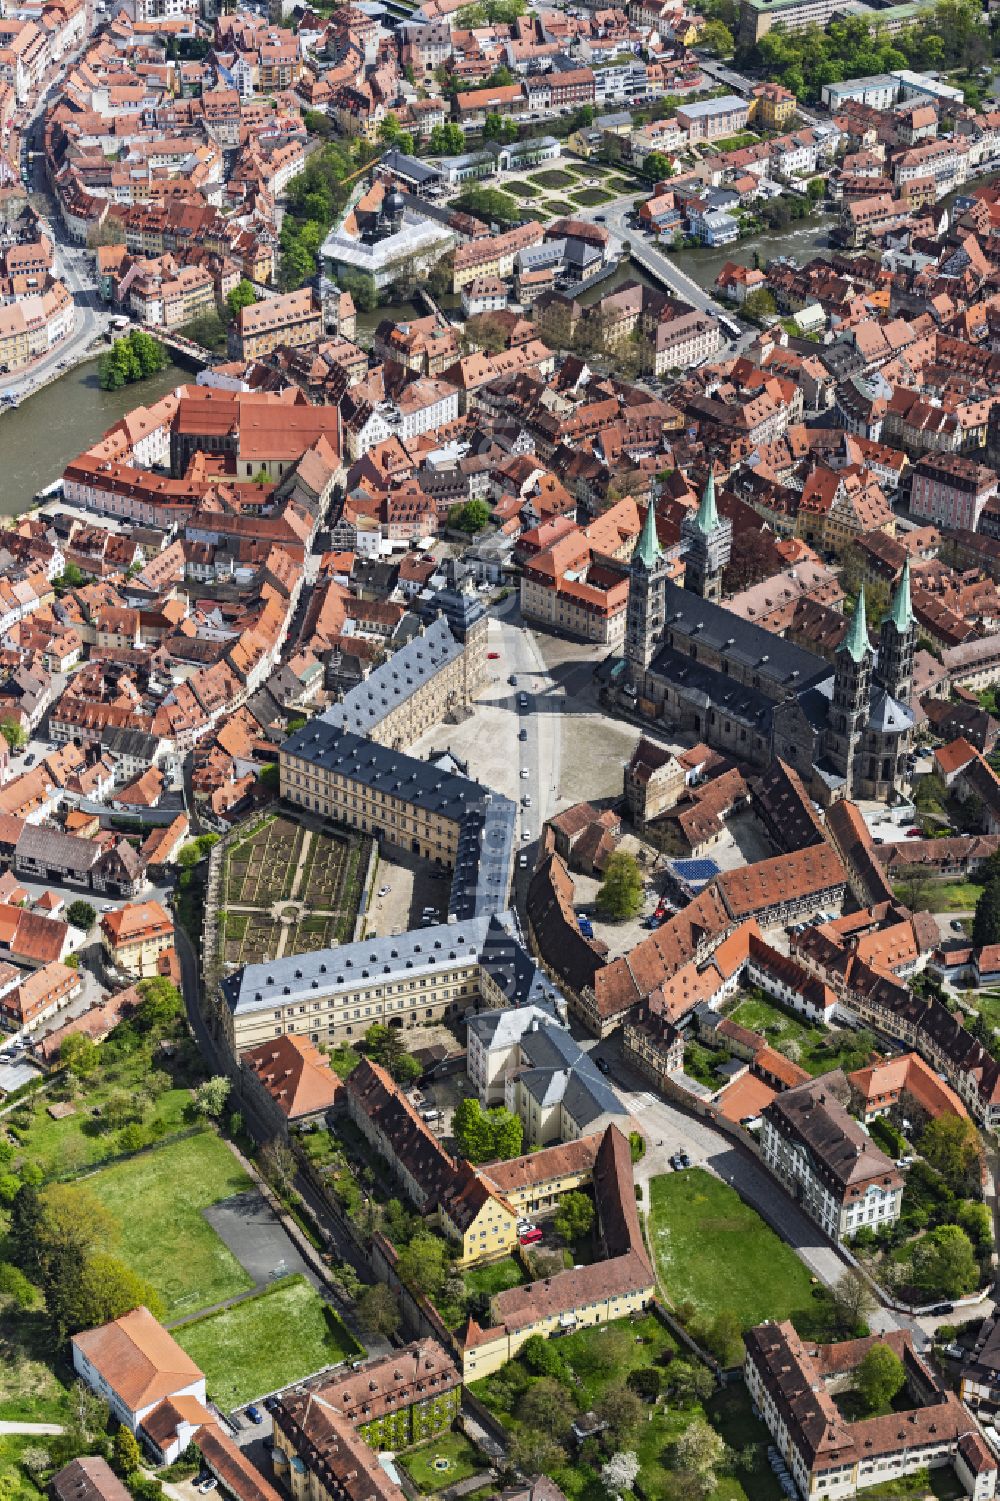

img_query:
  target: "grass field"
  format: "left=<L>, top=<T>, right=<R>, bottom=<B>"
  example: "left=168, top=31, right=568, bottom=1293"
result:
left=650, top=1169, right=817, bottom=1330
left=464, top=1255, right=525, bottom=1299
left=18, top=1083, right=193, bottom=1179
left=571, top=186, right=613, bottom=205
left=726, top=993, right=870, bottom=1077
left=88, top=1131, right=255, bottom=1318
left=174, top=1276, right=361, bottom=1410
left=400, top=1432, right=484, bottom=1494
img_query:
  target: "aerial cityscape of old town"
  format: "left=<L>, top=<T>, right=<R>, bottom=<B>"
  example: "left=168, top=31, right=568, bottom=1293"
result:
left=10, top=0, right=1000, bottom=1498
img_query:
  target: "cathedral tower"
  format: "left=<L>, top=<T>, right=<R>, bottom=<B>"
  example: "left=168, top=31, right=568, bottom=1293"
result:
left=682, top=470, right=733, bottom=603
left=825, top=586, right=873, bottom=796
left=875, top=558, right=916, bottom=706
left=625, top=499, right=668, bottom=690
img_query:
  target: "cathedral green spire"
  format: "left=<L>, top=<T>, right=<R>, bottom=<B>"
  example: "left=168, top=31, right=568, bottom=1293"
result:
left=886, top=556, right=913, bottom=634
left=841, top=584, right=871, bottom=663
left=636, top=498, right=661, bottom=568
left=695, top=468, right=719, bottom=534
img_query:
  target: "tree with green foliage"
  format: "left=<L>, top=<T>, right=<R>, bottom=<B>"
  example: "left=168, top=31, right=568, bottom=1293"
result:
left=521, top=1332, right=569, bottom=1378
left=956, top=1199, right=992, bottom=1257
left=0, top=1261, right=35, bottom=1308
left=452, top=1098, right=523, bottom=1162
left=428, top=122, right=465, bottom=154
left=378, top=114, right=414, bottom=155
left=701, top=18, right=734, bottom=52
left=340, top=271, right=378, bottom=314
left=396, top=1231, right=448, bottom=1297
left=517, top=1377, right=577, bottom=1433
left=58, top=1031, right=100, bottom=1080
left=0, top=717, right=27, bottom=751
left=194, top=1076, right=231, bottom=1119
left=629, top=1130, right=645, bottom=1164
left=595, top=1387, right=644, bottom=1446
left=509, top=1429, right=566, bottom=1478
left=830, top=1265, right=876, bottom=1334
left=452, top=185, right=521, bottom=225
left=483, top=113, right=518, bottom=143
left=973, top=874, right=1000, bottom=948
left=919, top=1113, right=980, bottom=1194
left=226, top=279, right=258, bottom=322
left=642, top=151, right=673, bottom=183
left=553, top=1190, right=595, bottom=1244
left=66, top=901, right=96, bottom=931
left=356, top=1281, right=401, bottom=1335
left=112, top=1427, right=142, bottom=1477
left=450, top=499, right=492, bottom=533
left=742, top=288, right=777, bottom=322
left=135, top=977, right=184, bottom=1035
left=853, top=1342, right=906, bottom=1413
left=910, top=1223, right=980, bottom=1299
left=669, top=1418, right=726, bottom=1499
left=596, top=851, right=644, bottom=920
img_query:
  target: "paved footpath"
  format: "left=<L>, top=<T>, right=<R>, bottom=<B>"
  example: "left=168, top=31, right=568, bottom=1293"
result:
left=0, top=1422, right=65, bottom=1435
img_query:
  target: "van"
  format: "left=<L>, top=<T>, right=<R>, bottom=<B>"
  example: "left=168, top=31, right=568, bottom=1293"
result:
left=421, top=1107, right=443, bottom=1123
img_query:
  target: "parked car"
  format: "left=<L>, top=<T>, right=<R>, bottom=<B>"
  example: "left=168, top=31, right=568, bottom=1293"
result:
left=932, top=1303, right=954, bottom=1316
left=377, top=885, right=390, bottom=898
left=246, top=1405, right=263, bottom=1424
left=518, top=853, right=529, bottom=869
left=487, top=651, right=499, bottom=660
left=518, top=693, right=528, bottom=708
left=199, top=1480, right=217, bottom=1494
left=596, top=1058, right=611, bottom=1075
left=520, top=767, right=529, bottom=778
left=519, top=728, right=528, bottom=741
left=519, top=1227, right=543, bottom=1245
left=508, top=674, right=517, bottom=686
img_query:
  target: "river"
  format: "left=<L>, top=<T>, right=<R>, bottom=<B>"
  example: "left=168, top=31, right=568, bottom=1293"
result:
left=2, top=216, right=837, bottom=515
left=0, top=357, right=188, bottom=519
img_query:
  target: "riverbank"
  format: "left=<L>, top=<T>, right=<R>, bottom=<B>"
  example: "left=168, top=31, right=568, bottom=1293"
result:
left=0, top=358, right=188, bottom=519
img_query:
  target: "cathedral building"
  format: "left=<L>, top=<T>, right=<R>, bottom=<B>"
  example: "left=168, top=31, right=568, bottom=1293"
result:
left=622, top=480, right=915, bottom=806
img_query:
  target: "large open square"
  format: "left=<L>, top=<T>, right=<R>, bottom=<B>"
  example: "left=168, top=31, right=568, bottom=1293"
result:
left=173, top=1275, right=361, bottom=1410
left=649, top=1169, right=818, bottom=1331
left=87, top=1131, right=255, bottom=1319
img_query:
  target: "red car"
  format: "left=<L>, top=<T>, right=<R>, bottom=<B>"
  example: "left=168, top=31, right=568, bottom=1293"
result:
left=906, top=827, right=923, bottom=837
left=519, top=1227, right=543, bottom=1245
left=487, top=651, right=500, bottom=659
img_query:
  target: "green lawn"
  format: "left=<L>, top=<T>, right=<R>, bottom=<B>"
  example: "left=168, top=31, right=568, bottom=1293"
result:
left=970, top=989, right=1000, bottom=1038
left=400, top=1431, right=484, bottom=1494
left=88, top=1131, right=255, bottom=1318
left=529, top=168, right=576, bottom=188
left=726, top=993, right=870, bottom=1077
left=892, top=879, right=983, bottom=913
left=17, top=1084, right=193, bottom=1179
left=464, top=1255, right=525, bottom=1299
left=650, top=1170, right=817, bottom=1329
left=571, top=187, right=613, bottom=205
left=173, top=1275, right=361, bottom=1410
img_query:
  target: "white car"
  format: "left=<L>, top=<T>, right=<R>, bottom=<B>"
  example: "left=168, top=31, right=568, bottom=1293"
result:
left=520, top=767, right=529, bottom=779
left=377, top=885, right=390, bottom=897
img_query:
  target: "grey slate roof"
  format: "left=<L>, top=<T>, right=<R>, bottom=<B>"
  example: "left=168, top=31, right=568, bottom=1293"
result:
left=658, top=580, right=831, bottom=692
left=222, top=911, right=560, bottom=1019
left=320, top=615, right=463, bottom=737
left=513, top=1020, right=627, bottom=1128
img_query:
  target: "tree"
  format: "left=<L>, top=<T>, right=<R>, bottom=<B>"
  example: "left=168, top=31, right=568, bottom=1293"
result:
left=554, top=1191, right=595, bottom=1244
left=260, top=1140, right=297, bottom=1195
left=392, top=1053, right=423, bottom=1086
left=66, top=901, right=96, bottom=931
left=428, top=122, right=464, bottom=154
left=742, top=288, right=777, bottom=322
left=956, top=1199, right=992, bottom=1257
left=452, top=1099, right=523, bottom=1162
left=0, top=1261, right=35, bottom=1308
left=451, top=499, right=492, bottom=534
left=601, top=1452, right=640, bottom=1497
left=910, top=1223, right=979, bottom=1299
left=521, top=1333, right=569, bottom=1379
left=363, top=1022, right=404, bottom=1067
left=226, top=279, right=258, bottom=323
left=670, top=1419, right=726, bottom=1499
left=973, top=874, right=1000, bottom=949
left=194, top=1076, right=231, bottom=1118
left=830, top=1266, right=876, bottom=1335
left=701, top=1309, right=743, bottom=1366
left=112, top=1427, right=142, bottom=1477
left=895, top=863, right=934, bottom=914
left=509, top=1429, right=565, bottom=1476
left=919, top=1113, right=980, bottom=1194
left=356, top=1282, right=400, bottom=1336
left=664, top=1360, right=714, bottom=1405
left=701, top=18, right=734, bottom=52
left=853, top=1342, right=905, bottom=1414
left=0, top=717, right=26, bottom=751
left=452, top=185, right=521, bottom=226
left=596, top=852, right=644, bottom=921
left=60, top=1250, right=165, bottom=1335
left=60, top=1032, right=100, bottom=1080
left=396, top=1232, right=447, bottom=1297
left=517, top=1377, right=577, bottom=1433
left=626, top=1367, right=661, bottom=1401
left=595, top=1388, right=644, bottom=1446
left=629, top=1130, right=645, bottom=1164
